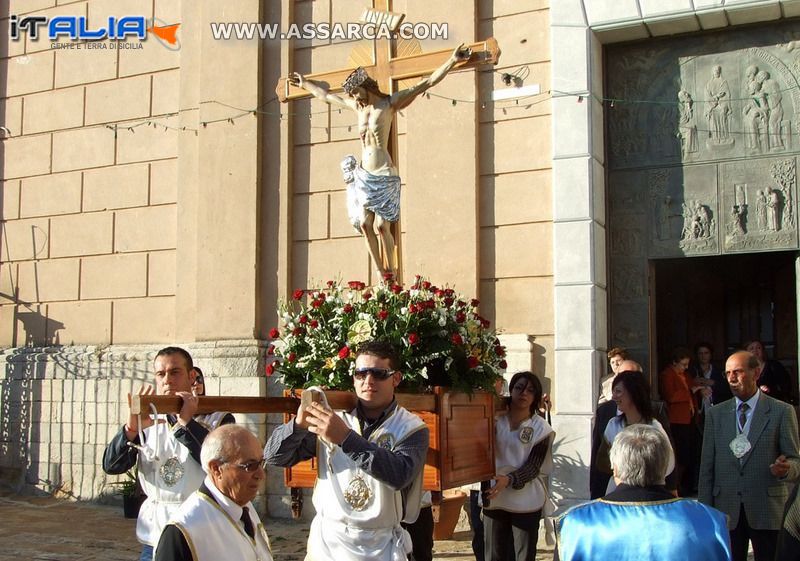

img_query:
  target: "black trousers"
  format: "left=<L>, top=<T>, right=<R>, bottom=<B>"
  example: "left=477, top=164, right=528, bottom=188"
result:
left=402, top=505, right=434, bottom=561
left=483, top=508, right=542, bottom=561
left=729, top=504, right=777, bottom=561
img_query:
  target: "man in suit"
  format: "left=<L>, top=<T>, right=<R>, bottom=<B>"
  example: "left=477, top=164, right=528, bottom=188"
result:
left=590, top=360, right=672, bottom=498
left=699, top=350, right=800, bottom=561
left=154, top=425, right=273, bottom=561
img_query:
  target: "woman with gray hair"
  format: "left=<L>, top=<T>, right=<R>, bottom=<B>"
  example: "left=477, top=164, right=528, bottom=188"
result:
left=556, top=424, right=731, bottom=561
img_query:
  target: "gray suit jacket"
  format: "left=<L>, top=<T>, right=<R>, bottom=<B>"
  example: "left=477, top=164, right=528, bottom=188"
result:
left=698, top=393, right=800, bottom=530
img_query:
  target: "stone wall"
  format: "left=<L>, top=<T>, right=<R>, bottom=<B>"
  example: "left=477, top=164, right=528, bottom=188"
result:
left=0, top=0, right=183, bottom=348
left=0, top=341, right=270, bottom=509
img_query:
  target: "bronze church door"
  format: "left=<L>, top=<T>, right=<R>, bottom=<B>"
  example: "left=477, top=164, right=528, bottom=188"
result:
left=606, top=20, right=800, bottom=393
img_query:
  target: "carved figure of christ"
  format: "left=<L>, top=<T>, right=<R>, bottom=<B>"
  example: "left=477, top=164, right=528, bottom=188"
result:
left=276, top=3, right=499, bottom=280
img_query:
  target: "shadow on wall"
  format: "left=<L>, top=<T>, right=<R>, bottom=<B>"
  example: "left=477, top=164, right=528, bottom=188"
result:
left=550, top=434, right=588, bottom=507
left=1, top=331, right=154, bottom=501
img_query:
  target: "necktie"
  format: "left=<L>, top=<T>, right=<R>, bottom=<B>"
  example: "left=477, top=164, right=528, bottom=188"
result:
left=738, top=402, right=749, bottom=431
left=240, top=506, right=255, bottom=540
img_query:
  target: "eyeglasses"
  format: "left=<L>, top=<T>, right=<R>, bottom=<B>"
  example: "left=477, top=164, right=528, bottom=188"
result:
left=353, top=367, right=396, bottom=381
left=228, top=459, right=268, bottom=473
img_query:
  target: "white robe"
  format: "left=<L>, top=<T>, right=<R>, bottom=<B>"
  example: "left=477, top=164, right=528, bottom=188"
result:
left=307, top=406, right=426, bottom=561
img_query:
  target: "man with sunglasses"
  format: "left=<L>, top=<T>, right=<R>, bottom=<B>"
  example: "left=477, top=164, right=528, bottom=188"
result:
left=154, top=425, right=273, bottom=561
left=264, top=340, right=429, bottom=561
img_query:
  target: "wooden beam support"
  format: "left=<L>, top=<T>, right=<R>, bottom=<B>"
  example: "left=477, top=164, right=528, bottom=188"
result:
left=130, top=391, right=440, bottom=415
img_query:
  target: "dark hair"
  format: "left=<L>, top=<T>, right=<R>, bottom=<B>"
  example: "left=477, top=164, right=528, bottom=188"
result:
left=193, top=366, right=205, bottom=383
left=506, top=371, right=542, bottom=416
left=693, top=341, right=713, bottom=355
left=355, top=340, right=400, bottom=370
left=612, top=371, right=654, bottom=423
left=155, top=346, right=193, bottom=371
left=607, top=347, right=628, bottom=360
left=670, top=346, right=691, bottom=363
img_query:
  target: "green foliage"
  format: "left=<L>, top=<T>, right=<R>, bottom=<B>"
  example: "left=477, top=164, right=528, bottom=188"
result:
left=266, top=276, right=507, bottom=394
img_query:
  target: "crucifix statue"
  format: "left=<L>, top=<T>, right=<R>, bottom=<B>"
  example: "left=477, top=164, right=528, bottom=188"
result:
left=276, top=3, right=500, bottom=280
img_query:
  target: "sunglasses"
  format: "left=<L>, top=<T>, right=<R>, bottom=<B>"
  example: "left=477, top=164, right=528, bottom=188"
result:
left=229, top=459, right=268, bottom=473
left=353, top=367, right=396, bottom=381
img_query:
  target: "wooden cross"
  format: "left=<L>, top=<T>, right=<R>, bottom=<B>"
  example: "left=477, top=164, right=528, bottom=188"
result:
left=275, top=3, right=500, bottom=102
left=275, top=2, right=499, bottom=280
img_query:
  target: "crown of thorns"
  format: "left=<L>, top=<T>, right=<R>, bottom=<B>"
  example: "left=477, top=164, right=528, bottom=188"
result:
left=342, top=67, right=377, bottom=94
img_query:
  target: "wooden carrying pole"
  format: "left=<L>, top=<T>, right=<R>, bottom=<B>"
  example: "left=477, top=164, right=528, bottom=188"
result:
left=130, top=392, right=437, bottom=416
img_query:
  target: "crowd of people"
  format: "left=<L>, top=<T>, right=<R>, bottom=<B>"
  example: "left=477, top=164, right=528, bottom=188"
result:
left=103, top=340, right=800, bottom=561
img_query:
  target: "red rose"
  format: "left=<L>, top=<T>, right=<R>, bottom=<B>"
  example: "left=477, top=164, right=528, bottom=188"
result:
left=391, top=284, right=402, bottom=294
left=495, top=345, right=506, bottom=357
left=467, top=356, right=479, bottom=369
left=457, top=300, right=467, bottom=308
left=499, top=359, right=508, bottom=369
left=265, top=362, right=275, bottom=376
left=363, top=292, right=372, bottom=300
left=455, top=312, right=466, bottom=323
left=338, top=346, right=350, bottom=359
left=408, top=303, right=418, bottom=314
left=292, top=327, right=304, bottom=336
left=378, top=309, right=389, bottom=320
left=383, top=272, right=395, bottom=282
left=445, top=288, right=455, bottom=297
left=348, top=281, right=365, bottom=290
left=408, top=333, right=420, bottom=345
left=444, top=297, right=454, bottom=308
left=480, top=318, right=490, bottom=328
left=266, top=344, right=275, bottom=355
left=309, top=320, right=319, bottom=329
left=451, top=334, right=464, bottom=346
left=310, top=299, right=322, bottom=309
left=268, top=328, right=280, bottom=339
left=421, top=281, right=431, bottom=290
left=343, top=304, right=353, bottom=313
left=288, top=352, right=296, bottom=363
left=326, top=280, right=335, bottom=288
left=471, top=299, right=480, bottom=307
left=435, top=289, right=445, bottom=298
left=298, top=314, right=308, bottom=325
left=316, top=292, right=326, bottom=301
left=292, top=289, right=304, bottom=300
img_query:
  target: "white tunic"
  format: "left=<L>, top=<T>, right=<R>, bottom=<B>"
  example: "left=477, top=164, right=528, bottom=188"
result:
left=485, top=413, right=554, bottom=514
left=308, top=406, right=426, bottom=561
left=164, top=487, right=273, bottom=561
left=136, top=414, right=228, bottom=546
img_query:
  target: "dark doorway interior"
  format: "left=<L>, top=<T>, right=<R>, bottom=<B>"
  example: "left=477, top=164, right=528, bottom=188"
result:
left=654, top=251, right=798, bottom=400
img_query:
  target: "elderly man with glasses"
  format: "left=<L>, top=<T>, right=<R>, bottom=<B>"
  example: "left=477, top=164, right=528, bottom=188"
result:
left=264, top=340, right=429, bottom=561
left=154, top=425, right=273, bottom=561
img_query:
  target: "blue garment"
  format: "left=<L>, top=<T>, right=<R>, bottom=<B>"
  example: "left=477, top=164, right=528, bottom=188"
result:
left=557, top=488, right=731, bottom=561
left=341, top=155, right=401, bottom=230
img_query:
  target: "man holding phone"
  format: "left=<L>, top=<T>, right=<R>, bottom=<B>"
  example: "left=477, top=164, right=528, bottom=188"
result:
left=264, top=340, right=429, bottom=561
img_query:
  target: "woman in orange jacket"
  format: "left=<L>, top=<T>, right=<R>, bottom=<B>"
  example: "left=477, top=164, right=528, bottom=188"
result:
left=659, top=346, right=701, bottom=496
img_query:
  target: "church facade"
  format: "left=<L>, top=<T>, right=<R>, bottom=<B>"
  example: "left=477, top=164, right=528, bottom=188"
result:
left=0, top=0, right=798, bottom=516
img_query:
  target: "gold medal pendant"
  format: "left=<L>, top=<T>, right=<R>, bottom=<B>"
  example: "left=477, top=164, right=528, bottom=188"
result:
left=159, top=456, right=185, bottom=487
left=343, top=474, right=372, bottom=511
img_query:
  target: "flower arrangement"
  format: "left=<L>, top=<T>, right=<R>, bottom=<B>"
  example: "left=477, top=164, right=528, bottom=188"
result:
left=266, top=275, right=507, bottom=394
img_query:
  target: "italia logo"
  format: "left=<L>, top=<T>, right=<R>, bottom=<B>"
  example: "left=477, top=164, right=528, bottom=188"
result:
left=9, top=15, right=180, bottom=50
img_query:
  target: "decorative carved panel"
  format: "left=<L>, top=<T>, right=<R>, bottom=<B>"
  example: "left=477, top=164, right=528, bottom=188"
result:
left=606, top=21, right=800, bottom=362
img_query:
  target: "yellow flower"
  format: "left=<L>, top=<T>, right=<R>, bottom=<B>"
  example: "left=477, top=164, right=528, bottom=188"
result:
left=324, top=357, right=336, bottom=370
left=348, top=319, right=372, bottom=344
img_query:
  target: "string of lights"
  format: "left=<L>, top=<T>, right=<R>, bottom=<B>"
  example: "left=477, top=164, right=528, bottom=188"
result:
left=5, top=73, right=796, bottom=139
